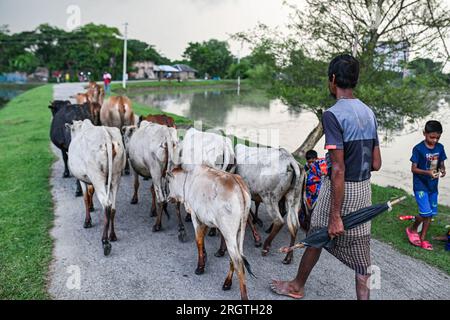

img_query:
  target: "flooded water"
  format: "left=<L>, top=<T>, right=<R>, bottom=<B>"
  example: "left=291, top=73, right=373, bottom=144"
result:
left=134, top=88, right=450, bottom=206
left=0, top=86, right=30, bottom=108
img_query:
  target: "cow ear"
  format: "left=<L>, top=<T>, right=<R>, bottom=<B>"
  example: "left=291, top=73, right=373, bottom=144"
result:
left=65, top=123, right=72, bottom=130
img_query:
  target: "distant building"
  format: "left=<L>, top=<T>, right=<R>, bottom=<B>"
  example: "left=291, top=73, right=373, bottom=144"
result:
left=131, top=61, right=156, bottom=79
left=375, top=41, right=410, bottom=76
left=154, top=65, right=180, bottom=80
left=173, top=64, right=197, bottom=81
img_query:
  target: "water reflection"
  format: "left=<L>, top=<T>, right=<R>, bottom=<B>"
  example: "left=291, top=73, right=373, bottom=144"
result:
left=0, top=88, right=25, bottom=108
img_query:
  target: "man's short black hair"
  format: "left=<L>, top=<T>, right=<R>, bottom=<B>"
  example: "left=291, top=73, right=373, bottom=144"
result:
left=424, top=120, right=443, bottom=134
left=328, top=54, right=360, bottom=89
left=305, top=150, right=318, bottom=161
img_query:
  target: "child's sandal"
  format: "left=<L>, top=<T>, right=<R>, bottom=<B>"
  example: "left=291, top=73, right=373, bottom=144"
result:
left=420, top=240, right=433, bottom=251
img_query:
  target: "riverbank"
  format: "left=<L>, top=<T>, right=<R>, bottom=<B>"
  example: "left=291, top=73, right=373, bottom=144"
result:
left=112, top=79, right=249, bottom=95
left=0, top=85, right=54, bottom=299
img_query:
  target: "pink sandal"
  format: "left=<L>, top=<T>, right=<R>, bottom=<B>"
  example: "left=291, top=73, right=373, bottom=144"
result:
left=406, top=228, right=421, bottom=247
left=420, top=240, right=433, bottom=251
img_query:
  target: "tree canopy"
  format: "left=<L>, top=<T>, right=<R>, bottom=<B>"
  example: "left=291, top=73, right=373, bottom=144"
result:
left=0, top=23, right=170, bottom=80
left=182, top=39, right=233, bottom=78
left=234, top=0, right=450, bottom=157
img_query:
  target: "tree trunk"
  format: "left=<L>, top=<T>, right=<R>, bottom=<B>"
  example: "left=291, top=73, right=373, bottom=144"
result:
left=292, top=120, right=324, bottom=159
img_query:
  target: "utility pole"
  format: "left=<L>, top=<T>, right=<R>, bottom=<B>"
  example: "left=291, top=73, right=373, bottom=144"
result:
left=122, top=22, right=128, bottom=89
left=237, top=40, right=243, bottom=95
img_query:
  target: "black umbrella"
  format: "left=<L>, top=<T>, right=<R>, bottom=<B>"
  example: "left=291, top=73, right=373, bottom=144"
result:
left=280, top=196, right=407, bottom=253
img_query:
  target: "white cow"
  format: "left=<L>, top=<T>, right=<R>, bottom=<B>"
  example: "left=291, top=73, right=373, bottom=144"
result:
left=66, top=119, right=126, bottom=256
left=167, top=165, right=255, bottom=300
left=230, top=144, right=306, bottom=264
left=178, top=127, right=239, bottom=237
left=179, top=127, right=235, bottom=172
left=122, top=121, right=185, bottom=239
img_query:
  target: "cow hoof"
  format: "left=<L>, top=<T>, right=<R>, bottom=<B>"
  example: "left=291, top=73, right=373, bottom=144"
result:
left=254, top=241, right=262, bottom=248
left=208, top=228, right=217, bottom=237
left=75, top=191, right=83, bottom=197
left=130, top=198, right=138, bottom=205
left=262, top=248, right=270, bottom=256
left=150, top=209, right=157, bottom=217
left=83, top=220, right=92, bottom=228
left=282, top=257, right=292, bottom=265
left=222, top=282, right=232, bottom=291
left=214, top=249, right=226, bottom=258
left=124, top=169, right=130, bottom=175
left=195, top=267, right=205, bottom=275
left=63, top=172, right=70, bottom=178
left=178, top=230, right=187, bottom=242
left=143, top=176, right=150, bottom=181
left=103, top=241, right=112, bottom=256
left=109, top=234, right=117, bottom=242
left=152, top=225, right=162, bottom=232
left=265, top=226, right=273, bottom=234
left=185, top=215, right=192, bottom=222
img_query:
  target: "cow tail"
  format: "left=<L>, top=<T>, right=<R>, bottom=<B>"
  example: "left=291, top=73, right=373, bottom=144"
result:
left=285, top=155, right=303, bottom=238
left=105, top=134, right=113, bottom=208
left=233, top=176, right=256, bottom=278
left=166, top=132, right=175, bottom=173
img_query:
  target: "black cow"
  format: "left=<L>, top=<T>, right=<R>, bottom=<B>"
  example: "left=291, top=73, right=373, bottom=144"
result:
left=49, top=101, right=101, bottom=197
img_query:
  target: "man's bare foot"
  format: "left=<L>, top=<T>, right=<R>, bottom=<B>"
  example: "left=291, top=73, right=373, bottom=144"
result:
left=270, top=280, right=304, bottom=299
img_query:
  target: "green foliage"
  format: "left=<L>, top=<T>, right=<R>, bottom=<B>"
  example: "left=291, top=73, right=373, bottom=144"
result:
left=183, top=39, right=233, bottom=78
left=10, top=52, right=39, bottom=73
left=0, top=85, right=54, bottom=299
left=0, top=23, right=171, bottom=81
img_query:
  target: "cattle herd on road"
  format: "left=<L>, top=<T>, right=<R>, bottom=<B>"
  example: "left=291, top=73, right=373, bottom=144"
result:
left=49, top=81, right=308, bottom=300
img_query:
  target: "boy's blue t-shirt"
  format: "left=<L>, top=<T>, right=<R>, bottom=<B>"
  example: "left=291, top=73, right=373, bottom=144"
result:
left=410, top=141, right=447, bottom=193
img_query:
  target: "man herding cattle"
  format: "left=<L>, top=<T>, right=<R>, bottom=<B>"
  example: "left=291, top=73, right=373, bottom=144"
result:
left=270, top=54, right=382, bottom=300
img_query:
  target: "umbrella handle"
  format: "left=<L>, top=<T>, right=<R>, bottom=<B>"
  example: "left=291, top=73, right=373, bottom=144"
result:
left=279, top=242, right=306, bottom=253
left=388, top=196, right=407, bottom=210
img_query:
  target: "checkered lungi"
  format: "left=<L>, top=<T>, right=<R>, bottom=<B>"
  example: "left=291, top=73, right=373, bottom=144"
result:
left=310, top=176, right=372, bottom=275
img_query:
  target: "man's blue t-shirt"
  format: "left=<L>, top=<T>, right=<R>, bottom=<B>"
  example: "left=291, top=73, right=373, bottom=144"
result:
left=322, top=99, right=379, bottom=182
left=410, top=141, right=447, bottom=193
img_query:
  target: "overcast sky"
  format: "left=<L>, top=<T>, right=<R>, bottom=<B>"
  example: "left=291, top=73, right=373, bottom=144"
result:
left=0, top=0, right=449, bottom=70
left=0, top=0, right=293, bottom=60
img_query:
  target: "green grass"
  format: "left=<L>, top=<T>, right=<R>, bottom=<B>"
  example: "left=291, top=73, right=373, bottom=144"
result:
left=371, top=184, right=450, bottom=274
left=0, top=85, right=55, bottom=299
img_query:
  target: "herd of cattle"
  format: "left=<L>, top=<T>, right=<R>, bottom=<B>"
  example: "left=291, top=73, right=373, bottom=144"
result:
left=49, top=81, right=309, bottom=300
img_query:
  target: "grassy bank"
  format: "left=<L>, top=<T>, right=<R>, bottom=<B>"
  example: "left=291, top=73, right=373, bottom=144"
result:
left=112, top=79, right=248, bottom=95
left=0, top=85, right=55, bottom=299
left=371, top=184, right=450, bottom=274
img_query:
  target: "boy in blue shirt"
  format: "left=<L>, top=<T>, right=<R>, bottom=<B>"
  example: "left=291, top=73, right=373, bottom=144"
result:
left=406, top=120, right=446, bottom=251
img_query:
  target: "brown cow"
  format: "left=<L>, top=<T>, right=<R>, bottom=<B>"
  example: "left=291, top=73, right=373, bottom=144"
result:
left=73, top=93, right=90, bottom=104
left=139, top=114, right=176, bottom=128
left=86, top=81, right=105, bottom=105
left=101, top=96, right=134, bottom=174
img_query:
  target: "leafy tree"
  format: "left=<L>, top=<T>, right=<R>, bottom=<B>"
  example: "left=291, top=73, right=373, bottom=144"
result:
left=182, top=39, right=233, bottom=78
left=235, top=1, right=450, bottom=157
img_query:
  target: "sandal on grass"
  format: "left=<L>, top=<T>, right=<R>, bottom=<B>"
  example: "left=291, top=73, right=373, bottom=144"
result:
left=406, top=227, right=421, bottom=247
left=420, top=240, right=433, bottom=251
